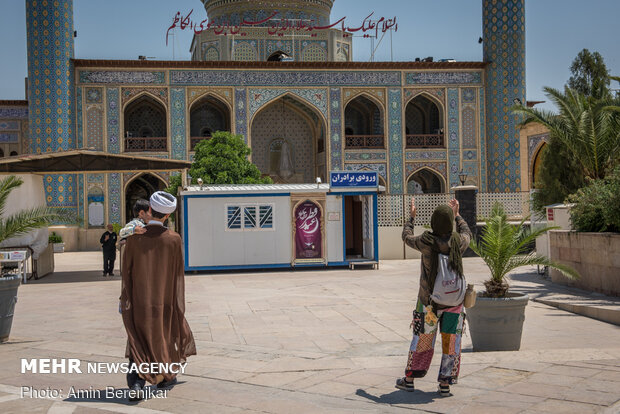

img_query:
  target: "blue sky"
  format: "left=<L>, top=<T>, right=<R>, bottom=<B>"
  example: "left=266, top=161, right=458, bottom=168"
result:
left=1, top=0, right=619, bottom=111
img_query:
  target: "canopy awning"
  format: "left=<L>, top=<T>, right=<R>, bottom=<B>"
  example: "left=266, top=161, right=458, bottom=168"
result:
left=0, top=150, right=191, bottom=174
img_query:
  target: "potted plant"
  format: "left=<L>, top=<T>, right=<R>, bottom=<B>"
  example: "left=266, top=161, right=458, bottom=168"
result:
left=467, top=203, right=579, bottom=351
left=1, top=176, right=68, bottom=342
left=49, top=232, right=64, bottom=253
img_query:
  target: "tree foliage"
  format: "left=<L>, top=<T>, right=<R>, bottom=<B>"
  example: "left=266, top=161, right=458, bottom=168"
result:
left=166, top=131, right=272, bottom=195
left=0, top=176, right=72, bottom=245
left=567, top=49, right=610, bottom=99
left=567, top=166, right=620, bottom=233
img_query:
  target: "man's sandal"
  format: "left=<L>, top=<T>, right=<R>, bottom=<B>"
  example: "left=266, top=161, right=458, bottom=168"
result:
left=438, top=383, right=450, bottom=397
left=395, top=377, right=415, bottom=392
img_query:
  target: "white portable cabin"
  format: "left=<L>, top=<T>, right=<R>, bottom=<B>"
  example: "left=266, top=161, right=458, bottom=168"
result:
left=180, top=171, right=382, bottom=271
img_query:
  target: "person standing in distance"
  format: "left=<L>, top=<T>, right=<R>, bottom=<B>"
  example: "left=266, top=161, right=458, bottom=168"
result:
left=120, top=191, right=196, bottom=401
left=100, top=224, right=117, bottom=276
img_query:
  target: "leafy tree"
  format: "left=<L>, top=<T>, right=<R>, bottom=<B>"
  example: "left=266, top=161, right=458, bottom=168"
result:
left=530, top=134, right=585, bottom=212
left=567, top=49, right=610, bottom=99
left=0, top=176, right=71, bottom=244
left=568, top=166, right=620, bottom=233
left=166, top=131, right=272, bottom=195
left=514, top=88, right=620, bottom=183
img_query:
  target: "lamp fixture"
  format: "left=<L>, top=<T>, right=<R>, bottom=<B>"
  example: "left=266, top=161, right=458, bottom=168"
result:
left=458, top=170, right=467, bottom=186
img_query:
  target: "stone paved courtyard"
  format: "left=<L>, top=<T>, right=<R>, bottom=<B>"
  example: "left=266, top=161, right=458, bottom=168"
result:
left=1, top=252, right=620, bottom=413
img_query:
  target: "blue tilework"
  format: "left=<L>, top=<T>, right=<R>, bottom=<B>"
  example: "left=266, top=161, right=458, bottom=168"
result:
left=106, top=88, right=120, bottom=153
left=388, top=89, right=403, bottom=194
left=170, top=88, right=186, bottom=160
left=447, top=88, right=460, bottom=189
left=329, top=88, right=343, bottom=171
left=483, top=0, right=525, bottom=192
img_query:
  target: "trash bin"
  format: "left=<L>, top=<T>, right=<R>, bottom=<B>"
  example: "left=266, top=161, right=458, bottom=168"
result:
left=0, top=274, right=20, bottom=342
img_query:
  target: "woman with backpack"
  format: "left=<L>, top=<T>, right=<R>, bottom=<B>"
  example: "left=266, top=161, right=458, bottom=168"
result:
left=395, top=197, right=472, bottom=397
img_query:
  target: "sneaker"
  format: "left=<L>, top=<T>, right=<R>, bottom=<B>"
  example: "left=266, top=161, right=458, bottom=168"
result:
left=128, top=383, right=144, bottom=402
left=395, top=377, right=414, bottom=392
left=157, top=377, right=178, bottom=389
left=438, top=383, right=450, bottom=397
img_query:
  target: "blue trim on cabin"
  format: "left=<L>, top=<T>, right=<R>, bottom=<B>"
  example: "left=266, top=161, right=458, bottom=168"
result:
left=183, top=196, right=189, bottom=271
left=373, top=193, right=379, bottom=261
left=187, top=263, right=293, bottom=271
left=341, top=195, right=346, bottom=263
left=184, top=192, right=292, bottom=199
left=328, top=261, right=349, bottom=267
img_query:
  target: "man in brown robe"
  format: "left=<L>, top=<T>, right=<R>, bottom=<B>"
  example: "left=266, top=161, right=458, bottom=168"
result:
left=120, top=191, right=196, bottom=401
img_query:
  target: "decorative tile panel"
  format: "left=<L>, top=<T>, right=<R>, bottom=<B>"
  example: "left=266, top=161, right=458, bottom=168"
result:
left=406, top=151, right=447, bottom=160
left=248, top=89, right=328, bottom=119
left=462, top=106, right=476, bottom=149
left=345, top=152, right=386, bottom=161
left=188, top=87, right=233, bottom=107
left=462, top=88, right=477, bottom=104
left=78, top=174, right=84, bottom=223
left=329, top=88, right=343, bottom=171
left=344, top=163, right=387, bottom=180
left=170, top=71, right=401, bottom=87
left=388, top=89, right=404, bottom=194
left=0, top=121, right=20, bottom=130
left=464, top=150, right=477, bottom=160
left=0, top=133, right=19, bottom=143
left=86, top=106, right=104, bottom=150
left=405, top=162, right=447, bottom=180
left=447, top=88, right=460, bottom=188
left=343, top=88, right=386, bottom=105
left=479, top=88, right=487, bottom=191
left=76, top=87, right=83, bottom=148
left=108, top=173, right=121, bottom=225
left=527, top=133, right=549, bottom=161
left=170, top=88, right=187, bottom=160
left=406, top=72, right=482, bottom=85
left=122, top=88, right=168, bottom=107
left=404, top=88, right=445, bottom=104
left=85, top=87, right=103, bottom=103
left=106, top=88, right=120, bottom=153
left=0, top=108, right=28, bottom=118
left=79, top=71, right=165, bottom=84
left=235, top=88, right=248, bottom=141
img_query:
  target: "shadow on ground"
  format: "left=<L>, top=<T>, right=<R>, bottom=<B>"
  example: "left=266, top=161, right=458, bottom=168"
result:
left=28, top=271, right=120, bottom=284
left=356, top=388, right=439, bottom=405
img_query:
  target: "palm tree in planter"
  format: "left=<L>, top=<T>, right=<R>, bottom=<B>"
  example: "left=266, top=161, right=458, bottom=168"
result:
left=0, top=175, right=69, bottom=342
left=466, top=204, right=579, bottom=351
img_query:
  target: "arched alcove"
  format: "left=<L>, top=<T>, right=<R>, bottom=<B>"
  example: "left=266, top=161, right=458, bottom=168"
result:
left=344, top=95, right=384, bottom=149
left=531, top=142, right=547, bottom=189
left=190, top=95, right=230, bottom=150
left=124, top=95, right=167, bottom=152
left=250, top=95, right=326, bottom=183
left=405, top=95, right=444, bottom=148
left=124, top=173, right=167, bottom=222
left=407, top=169, right=444, bottom=194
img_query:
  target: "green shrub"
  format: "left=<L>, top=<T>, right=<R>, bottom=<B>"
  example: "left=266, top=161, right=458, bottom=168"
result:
left=567, top=166, right=620, bottom=232
left=48, top=232, right=63, bottom=243
left=112, top=223, right=122, bottom=235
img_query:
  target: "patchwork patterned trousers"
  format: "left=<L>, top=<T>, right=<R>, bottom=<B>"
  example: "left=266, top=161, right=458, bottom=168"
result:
left=405, top=300, right=465, bottom=384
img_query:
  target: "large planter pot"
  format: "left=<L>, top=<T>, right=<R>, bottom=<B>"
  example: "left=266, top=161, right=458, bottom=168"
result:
left=0, top=274, right=21, bottom=343
left=466, top=292, right=529, bottom=352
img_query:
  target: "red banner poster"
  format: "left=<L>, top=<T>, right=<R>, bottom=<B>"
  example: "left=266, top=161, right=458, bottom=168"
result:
left=295, top=201, right=322, bottom=259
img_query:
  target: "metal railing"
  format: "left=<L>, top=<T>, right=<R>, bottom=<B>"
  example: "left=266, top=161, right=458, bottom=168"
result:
left=124, top=137, right=167, bottom=152
left=405, top=134, right=444, bottom=148
left=345, top=135, right=385, bottom=149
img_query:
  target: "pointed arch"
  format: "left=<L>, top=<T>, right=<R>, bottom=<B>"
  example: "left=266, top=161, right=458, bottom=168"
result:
left=123, top=93, right=168, bottom=152
left=250, top=94, right=327, bottom=184
left=189, top=93, right=231, bottom=151
left=405, top=93, right=445, bottom=149
left=406, top=167, right=446, bottom=194
left=344, top=93, right=385, bottom=149
left=531, top=141, right=547, bottom=189
left=248, top=91, right=328, bottom=127
left=123, top=172, right=168, bottom=223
